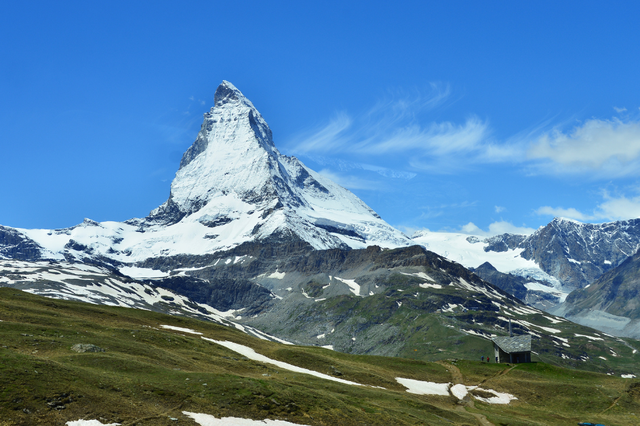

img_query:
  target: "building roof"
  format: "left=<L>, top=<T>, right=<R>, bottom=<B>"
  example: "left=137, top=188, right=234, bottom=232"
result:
left=492, top=335, right=531, bottom=353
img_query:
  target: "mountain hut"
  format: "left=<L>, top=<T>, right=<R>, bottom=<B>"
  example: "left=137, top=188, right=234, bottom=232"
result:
left=492, top=334, right=532, bottom=363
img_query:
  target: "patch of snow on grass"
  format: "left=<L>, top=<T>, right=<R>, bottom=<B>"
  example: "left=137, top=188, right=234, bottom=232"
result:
left=450, top=384, right=471, bottom=400
left=334, top=276, right=361, bottom=296
left=419, top=283, right=442, bottom=289
left=519, top=320, right=561, bottom=334
left=622, top=374, right=636, bottom=379
left=396, top=378, right=450, bottom=396
left=401, top=271, right=435, bottom=282
left=461, top=329, right=490, bottom=339
left=456, top=278, right=476, bottom=292
left=267, top=271, right=285, bottom=279
left=321, top=345, right=334, bottom=350
left=201, top=338, right=367, bottom=387
left=472, top=388, right=518, bottom=405
left=66, top=420, right=120, bottom=426
left=244, top=327, right=293, bottom=345
left=160, top=325, right=203, bottom=335
left=543, top=315, right=565, bottom=324
left=183, top=412, right=310, bottom=426
left=574, top=333, right=604, bottom=341
left=442, top=303, right=458, bottom=313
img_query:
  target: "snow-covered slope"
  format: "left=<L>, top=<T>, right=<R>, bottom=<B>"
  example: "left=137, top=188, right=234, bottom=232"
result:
left=5, top=81, right=410, bottom=271
left=411, top=230, right=536, bottom=272
left=0, top=259, right=294, bottom=343
left=411, top=230, right=569, bottom=309
left=412, top=217, right=640, bottom=311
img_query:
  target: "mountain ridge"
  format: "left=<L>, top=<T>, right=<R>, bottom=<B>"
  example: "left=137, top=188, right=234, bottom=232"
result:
left=2, top=81, right=411, bottom=273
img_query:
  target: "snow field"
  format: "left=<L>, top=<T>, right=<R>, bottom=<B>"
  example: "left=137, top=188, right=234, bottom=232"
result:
left=183, top=412, right=310, bottom=426
left=200, top=338, right=367, bottom=387
left=395, top=378, right=517, bottom=404
left=332, top=276, right=361, bottom=296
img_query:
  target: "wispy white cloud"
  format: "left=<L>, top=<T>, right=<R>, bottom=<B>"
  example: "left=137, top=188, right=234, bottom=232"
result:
left=457, top=221, right=536, bottom=236
left=295, top=113, right=494, bottom=159
left=316, top=169, right=380, bottom=191
left=310, top=156, right=416, bottom=180
left=596, top=192, right=640, bottom=220
left=494, top=205, right=505, bottom=213
left=535, top=206, right=594, bottom=221
left=404, top=221, right=535, bottom=238
left=288, top=84, right=525, bottom=172
left=528, top=118, right=640, bottom=178
left=293, top=112, right=352, bottom=154
left=291, top=86, right=640, bottom=181
left=535, top=190, right=640, bottom=222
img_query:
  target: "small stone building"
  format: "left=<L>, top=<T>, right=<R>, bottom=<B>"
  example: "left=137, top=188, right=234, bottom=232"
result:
left=492, top=335, right=532, bottom=364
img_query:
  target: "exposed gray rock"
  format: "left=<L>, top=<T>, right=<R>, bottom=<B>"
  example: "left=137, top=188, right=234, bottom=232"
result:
left=557, top=247, right=640, bottom=338
left=471, top=262, right=528, bottom=301
left=483, top=234, right=527, bottom=253
left=486, top=218, right=640, bottom=291
left=0, top=226, right=43, bottom=261
left=71, top=344, right=105, bottom=353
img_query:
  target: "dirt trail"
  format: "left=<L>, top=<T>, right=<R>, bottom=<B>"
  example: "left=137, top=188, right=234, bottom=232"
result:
left=437, top=360, right=464, bottom=384
left=479, top=365, right=518, bottom=387
left=437, top=361, right=495, bottom=426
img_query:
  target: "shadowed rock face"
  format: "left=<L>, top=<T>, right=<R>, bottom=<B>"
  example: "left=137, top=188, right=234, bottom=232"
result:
left=550, top=248, right=640, bottom=338
left=471, top=262, right=528, bottom=301
left=0, top=226, right=42, bottom=261
left=565, top=250, right=640, bottom=319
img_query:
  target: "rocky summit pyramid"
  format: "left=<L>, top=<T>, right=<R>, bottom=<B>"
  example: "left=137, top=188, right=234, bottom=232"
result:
left=3, top=81, right=410, bottom=269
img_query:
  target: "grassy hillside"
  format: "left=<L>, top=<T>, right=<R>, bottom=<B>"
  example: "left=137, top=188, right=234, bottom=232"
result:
left=248, top=270, right=640, bottom=377
left=1, top=287, right=639, bottom=426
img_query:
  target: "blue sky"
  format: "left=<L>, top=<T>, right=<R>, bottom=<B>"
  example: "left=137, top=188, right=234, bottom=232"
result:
left=2, top=1, right=640, bottom=236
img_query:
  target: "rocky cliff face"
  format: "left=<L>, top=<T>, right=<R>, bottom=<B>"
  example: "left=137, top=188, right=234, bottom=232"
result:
left=518, top=218, right=640, bottom=291
left=477, top=218, right=640, bottom=292
left=555, top=249, right=640, bottom=338
left=0, top=226, right=43, bottom=261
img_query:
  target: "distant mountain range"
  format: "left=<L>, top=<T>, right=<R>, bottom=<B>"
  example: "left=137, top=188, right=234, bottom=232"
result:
left=1, top=81, right=640, bottom=371
left=412, top=218, right=640, bottom=310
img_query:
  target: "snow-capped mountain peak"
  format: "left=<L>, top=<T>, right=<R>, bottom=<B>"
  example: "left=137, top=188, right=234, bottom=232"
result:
left=9, top=81, right=411, bottom=269
left=152, top=81, right=281, bottom=222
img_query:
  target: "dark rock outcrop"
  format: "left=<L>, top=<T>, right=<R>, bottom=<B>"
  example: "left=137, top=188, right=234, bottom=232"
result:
left=0, top=226, right=43, bottom=261
left=471, top=262, right=528, bottom=301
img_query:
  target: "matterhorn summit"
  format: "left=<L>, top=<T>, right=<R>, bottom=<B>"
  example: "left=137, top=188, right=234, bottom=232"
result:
left=9, top=81, right=411, bottom=268
left=145, top=80, right=412, bottom=251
